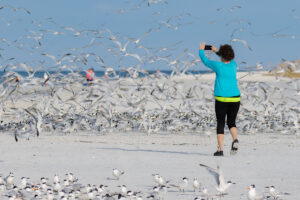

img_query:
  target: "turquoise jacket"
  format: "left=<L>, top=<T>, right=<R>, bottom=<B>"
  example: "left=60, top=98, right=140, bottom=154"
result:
left=199, top=49, right=240, bottom=97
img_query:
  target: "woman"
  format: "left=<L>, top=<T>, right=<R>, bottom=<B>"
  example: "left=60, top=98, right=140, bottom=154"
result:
left=199, top=42, right=240, bottom=156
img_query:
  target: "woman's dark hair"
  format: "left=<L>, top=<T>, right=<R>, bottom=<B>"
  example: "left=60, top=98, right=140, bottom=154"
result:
left=218, top=44, right=235, bottom=61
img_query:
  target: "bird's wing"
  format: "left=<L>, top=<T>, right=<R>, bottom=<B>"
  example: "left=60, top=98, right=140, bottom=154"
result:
left=217, top=165, right=226, bottom=187
left=41, top=53, right=57, bottom=62
left=199, top=164, right=220, bottom=186
left=110, top=38, right=122, bottom=49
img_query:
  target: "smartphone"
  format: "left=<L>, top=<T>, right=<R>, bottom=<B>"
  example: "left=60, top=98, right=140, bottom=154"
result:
left=204, top=45, right=212, bottom=50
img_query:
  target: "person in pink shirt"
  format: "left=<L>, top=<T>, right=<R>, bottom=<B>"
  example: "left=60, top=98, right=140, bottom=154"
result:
left=86, top=68, right=95, bottom=84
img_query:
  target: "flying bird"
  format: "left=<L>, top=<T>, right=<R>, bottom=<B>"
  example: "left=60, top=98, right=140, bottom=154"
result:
left=199, top=164, right=235, bottom=194
left=231, top=38, right=252, bottom=51
left=0, top=5, right=31, bottom=14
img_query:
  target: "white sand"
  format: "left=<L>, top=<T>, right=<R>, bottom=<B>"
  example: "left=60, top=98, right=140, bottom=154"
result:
left=0, top=132, right=299, bottom=199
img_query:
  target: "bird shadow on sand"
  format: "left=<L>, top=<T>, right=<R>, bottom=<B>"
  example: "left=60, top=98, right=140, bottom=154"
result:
left=106, top=177, right=118, bottom=181
left=168, top=189, right=195, bottom=194
left=96, top=147, right=211, bottom=156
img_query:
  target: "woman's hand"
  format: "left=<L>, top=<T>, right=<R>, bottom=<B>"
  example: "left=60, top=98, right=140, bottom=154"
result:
left=211, top=46, right=218, bottom=53
left=199, top=42, right=205, bottom=50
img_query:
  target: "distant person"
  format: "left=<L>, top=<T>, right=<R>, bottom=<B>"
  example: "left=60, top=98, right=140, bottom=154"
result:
left=86, top=68, right=95, bottom=84
left=155, top=69, right=161, bottom=78
left=199, top=42, right=241, bottom=156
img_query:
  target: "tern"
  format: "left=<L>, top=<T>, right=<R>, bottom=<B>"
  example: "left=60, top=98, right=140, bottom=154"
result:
left=152, top=174, right=160, bottom=185
left=157, top=175, right=169, bottom=186
left=265, top=185, right=290, bottom=199
left=110, top=38, right=130, bottom=53
left=113, top=168, right=125, bottom=180
left=4, top=172, right=14, bottom=187
left=248, top=185, right=264, bottom=200
left=0, top=5, right=31, bottom=14
left=131, top=28, right=152, bottom=44
left=170, top=177, right=189, bottom=192
left=53, top=174, right=59, bottom=184
left=118, top=184, right=127, bottom=195
left=231, top=38, right=252, bottom=51
left=199, top=164, right=235, bottom=194
left=193, top=178, right=201, bottom=192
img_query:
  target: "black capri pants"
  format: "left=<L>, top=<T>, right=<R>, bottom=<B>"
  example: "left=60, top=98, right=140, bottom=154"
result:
left=215, top=100, right=240, bottom=134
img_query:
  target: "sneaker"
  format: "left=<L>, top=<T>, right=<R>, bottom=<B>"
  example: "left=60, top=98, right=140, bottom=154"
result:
left=213, top=150, right=223, bottom=156
left=230, top=139, right=239, bottom=155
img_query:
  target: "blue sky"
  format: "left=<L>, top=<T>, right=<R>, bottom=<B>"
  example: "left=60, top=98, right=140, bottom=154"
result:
left=0, top=0, right=299, bottom=71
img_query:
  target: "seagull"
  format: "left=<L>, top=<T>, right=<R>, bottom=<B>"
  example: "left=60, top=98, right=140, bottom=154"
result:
left=24, top=108, right=42, bottom=137
left=152, top=174, right=160, bottom=185
left=170, top=177, right=189, bottom=192
left=118, top=184, right=127, bottom=195
left=66, top=173, right=77, bottom=183
left=63, top=179, right=70, bottom=186
left=265, top=185, right=290, bottom=199
left=194, top=197, right=205, bottom=200
left=100, top=64, right=118, bottom=78
left=131, top=28, right=152, bottom=44
left=193, top=178, right=201, bottom=192
left=4, top=172, right=14, bottom=187
left=43, top=71, right=50, bottom=85
left=110, top=38, right=130, bottom=52
left=216, top=5, right=242, bottom=12
left=62, top=26, right=85, bottom=36
left=147, top=0, right=168, bottom=7
left=157, top=175, right=169, bottom=186
left=231, top=38, right=252, bottom=51
left=53, top=174, right=59, bottom=184
left=40, top=177, right=48, bottom=184
left=20, top=62, right=43, bottom=79
left=98, top=184, right=108, bottom=194
left=41, top=52, right=71, bottom=65
left=113, top=168, right=124, bottom=180
left=199, top=164, right=235, bottom=194
left=19, top=177, right=29, bottom=189
left=123, top=52, right=143, bottom=63
left=0, top=5, right=31, bottom=14
left=248, top=185, right=264, bottom=200
left=53, top=182, right=61, bottom=192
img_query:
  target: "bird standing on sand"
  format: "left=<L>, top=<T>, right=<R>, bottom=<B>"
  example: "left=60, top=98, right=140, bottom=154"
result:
left=248, top=185, right=264, bottom=200
left=5, top=173, right=14, bottom=188
left=193, top=178, right=201, bottom=192
left=113, top=168, right=125, bottom=180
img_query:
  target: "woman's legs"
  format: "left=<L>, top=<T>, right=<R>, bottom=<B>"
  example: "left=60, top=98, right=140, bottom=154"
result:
left=227, top=102, right=240, bottom=154
left=217, top=134, right=224, bottom=150
left=227, top=101, right=240, bottom=140
left=215, top=100, right=240, bottom=154
left=229, top=127, right=238, bottom=141
left=215, top=100, right=228, bottom=151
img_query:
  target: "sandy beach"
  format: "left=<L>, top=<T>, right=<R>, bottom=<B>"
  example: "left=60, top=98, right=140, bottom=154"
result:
left=0, top=132, right=299, bottom=199
left=0, top=71, right=299, bottom=199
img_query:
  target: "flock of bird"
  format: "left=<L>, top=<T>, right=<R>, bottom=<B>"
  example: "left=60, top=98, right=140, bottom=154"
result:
left=0, top=164, right=291, bottom=200
left=0, top=66, right=299, bottom=140
left=0, top=1, right=298, bottom=138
